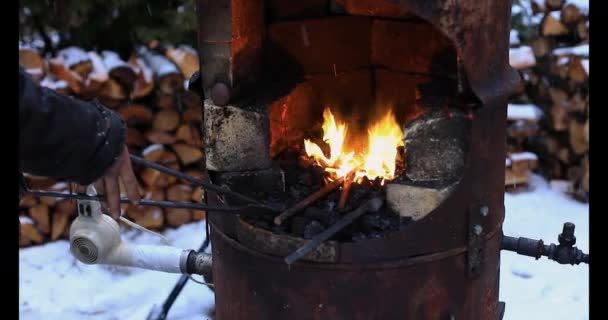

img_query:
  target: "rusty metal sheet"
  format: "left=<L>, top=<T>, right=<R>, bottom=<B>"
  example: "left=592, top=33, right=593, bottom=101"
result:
left=210, top=220, right=503, bottom=320
left=386, top=0, right=521, bottom=107
left=235, top=218, right=339, bottom=263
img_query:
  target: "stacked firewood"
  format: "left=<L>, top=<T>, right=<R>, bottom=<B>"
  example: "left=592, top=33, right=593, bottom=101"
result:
left=507, top=0, right=588, bottom=201
left=18, top=44, right=206, bottom=247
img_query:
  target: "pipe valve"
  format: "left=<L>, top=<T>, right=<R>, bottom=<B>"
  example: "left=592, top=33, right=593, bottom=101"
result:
left=502, top=222, right=589, bottom=265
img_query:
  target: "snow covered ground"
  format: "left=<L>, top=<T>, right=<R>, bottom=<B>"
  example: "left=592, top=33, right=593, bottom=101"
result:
left=500, top=174, right=589, bottom=320
left=19, top=174, right=588, bottom=320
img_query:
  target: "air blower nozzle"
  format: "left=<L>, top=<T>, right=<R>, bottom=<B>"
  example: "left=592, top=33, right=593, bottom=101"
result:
left=68, top=186, right=212, bottom=277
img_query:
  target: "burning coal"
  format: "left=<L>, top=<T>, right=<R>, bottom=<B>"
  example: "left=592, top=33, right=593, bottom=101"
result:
left=303, top=108, right=404, bottom=185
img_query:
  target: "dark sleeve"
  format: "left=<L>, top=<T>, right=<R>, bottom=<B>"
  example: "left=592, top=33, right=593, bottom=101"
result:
left=19, top=68, right=126, bottom=185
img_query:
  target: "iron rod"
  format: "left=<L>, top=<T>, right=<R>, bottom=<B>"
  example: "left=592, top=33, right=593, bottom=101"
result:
left=27, top=190, right=270, bottom=213
left=284, top=197, right=384, bottom=265
left=129, top=155, right=276, bottom=210
left=273, top=171, right=353, bottom=226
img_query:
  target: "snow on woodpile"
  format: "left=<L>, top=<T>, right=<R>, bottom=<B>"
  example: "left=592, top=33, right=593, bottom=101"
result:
left=553, top=44, right=589, bottom=57
left=508, top=104, right=544, bottom=121
left=581, top=59, right=589, bottom=75
left=510, top=152, right=539, bottom=162
left=510, top=30, right=520, bottom=46
left=58, top=47, right=91, bottom=69
left=510, top=46, right=536, bottom=69
left=566, top=0, right=589, bottom=14
left=40, top=77, right=68, bottom=90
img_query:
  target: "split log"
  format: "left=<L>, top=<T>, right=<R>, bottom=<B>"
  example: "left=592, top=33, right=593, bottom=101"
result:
left=542, top=13, right=569, bottom=36
left=582, top=156, right=589, bottom=193
left=181, top=170, right=207, bottom=187
left=157, top=92, right=176, bottom=109
left=39, top=182, right=69, bottom=206
left=48, top=57, right=84, bottom=94
left=545, top=0, right=565, bottom=11
left=128, top=56, right=155, bottom=99
left=550, top=104, right=569, bottom=131
left=19, top=48, right=46, bottom=82
left=181, top=90, right=203, bottom=111
left=561, top=4, right=583, bottom=25
left=126, top=128, right=147, bottom=148
left=165, top=208, right=192, bottom=227
left=23, top=174, right=56, bottom=190
left=97, top=95, right=124, bottom=109
left=19, top=194, right=39, bottom=208
left=145, top=188, right=166, bottom=201
left=530, top=37, right=555, bottom=58
left=58, top=47, right=93, bottom=78
left=166, top=184, right=193, bottom=202
left=557, top=147, right=570, bottom=163
left=153, top=109, right=181, bottom=132
left=576, top=21, right=589, bottom=40
left=183, top=103, right=203, bottom=123
left=584, top=119, right=589, bottom=144
left=165, top=45, right=199, bottom=79
left=119, top=104, right=154, bottom=125
left=548, top=87, right=568, bottom=107
left=142, top=144, right=166, bottom=163
left=192, top=209, right=207, bottom=221
left=126, top=205, right=164, bottom=229
left=569, top=120, right=588, bottom=155
left=20, top=216, right=44, bottom=244
left=29, top=204, right=50, bottom=235
left=137, top=46, right=184, bottom=95
left=172, top=143, right=204, bottom=166
left=101, top=51, right=137, bottom=92
left=531, top=0, right=545, bottom=14
left=191, top=187, right=204, bottom=203
left=83, top=51, right=110, bottom=95
left=51, top=201, right=75, bottom=240
left=145, top=129, right=177, bottom=145
left=568, top=57, right=588, bottom=82
left=99, top=78, right=128, bottom=102
left=140, top=151, right=180, bottom=188
left=175, top=124, right=202, bottom=147
left=19, top=222, right=32, bottom=247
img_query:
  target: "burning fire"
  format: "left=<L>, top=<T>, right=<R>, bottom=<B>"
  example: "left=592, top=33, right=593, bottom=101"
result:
left=304, top=107, right=404, bottom=184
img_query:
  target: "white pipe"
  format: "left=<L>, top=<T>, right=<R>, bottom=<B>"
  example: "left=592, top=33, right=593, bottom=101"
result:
left=102, top=243, right=188, bottom=273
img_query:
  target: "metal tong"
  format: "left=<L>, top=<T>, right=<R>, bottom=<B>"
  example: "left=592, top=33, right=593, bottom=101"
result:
left=25, top=154, right=281, bottom=213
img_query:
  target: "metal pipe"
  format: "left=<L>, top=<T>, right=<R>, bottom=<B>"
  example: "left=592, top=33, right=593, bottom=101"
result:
left=501, top=223, right=589, bottom=265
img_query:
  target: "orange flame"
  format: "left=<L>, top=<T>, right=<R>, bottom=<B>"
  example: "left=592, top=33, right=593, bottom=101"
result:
left=304, top=107, right=404, bottom=184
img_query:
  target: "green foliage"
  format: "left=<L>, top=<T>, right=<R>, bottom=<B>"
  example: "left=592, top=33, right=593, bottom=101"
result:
left=19, top=0, right=198, bottom=57
left=510, top=0, right=540, bottom=43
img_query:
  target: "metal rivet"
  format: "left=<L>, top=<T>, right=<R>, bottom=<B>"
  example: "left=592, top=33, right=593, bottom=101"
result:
left=473, top=225, right=483, bottom=235
left=480, top=206, right=489, bottom=217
